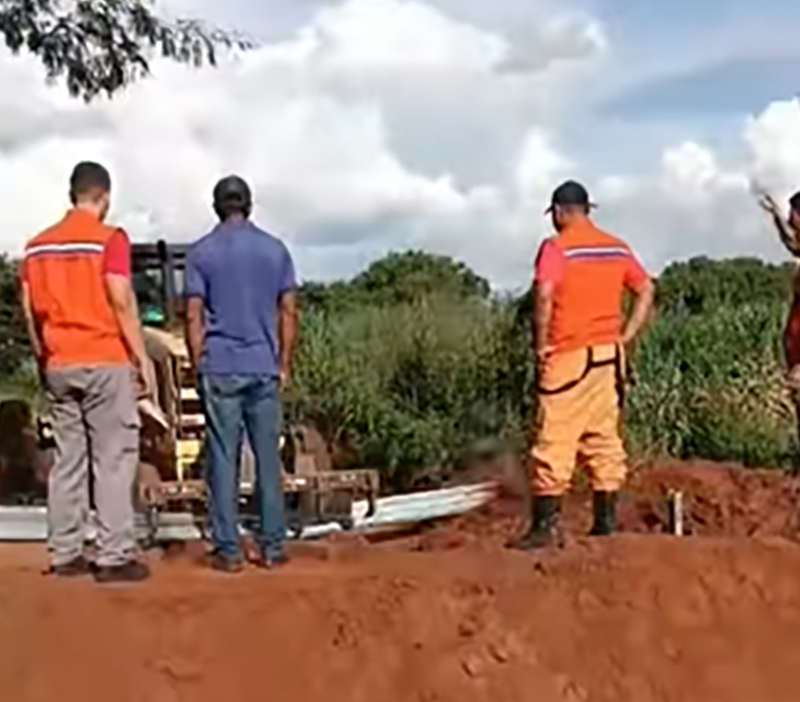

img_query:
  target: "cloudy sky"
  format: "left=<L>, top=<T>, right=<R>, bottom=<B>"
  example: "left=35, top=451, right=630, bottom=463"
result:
left=2, top=0, right=800, bottom=290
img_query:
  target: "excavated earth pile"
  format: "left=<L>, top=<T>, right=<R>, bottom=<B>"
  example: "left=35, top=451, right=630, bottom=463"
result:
left=2, top=461, right=800, bottom=702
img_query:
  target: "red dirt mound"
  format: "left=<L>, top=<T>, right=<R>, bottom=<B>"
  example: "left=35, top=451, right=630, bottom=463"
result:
left=2, top=461, right=800, bottom=702
left=441, top=459, right=800, bottom=546
left=622, top=460, right=800, bottom=537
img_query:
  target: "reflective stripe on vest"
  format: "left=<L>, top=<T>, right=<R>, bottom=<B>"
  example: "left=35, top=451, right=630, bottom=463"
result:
left=24, top=211, right=128, bottom=368
left=25, top=242, right=105, bottom=258
left=563, top=246, right=630, bottom=260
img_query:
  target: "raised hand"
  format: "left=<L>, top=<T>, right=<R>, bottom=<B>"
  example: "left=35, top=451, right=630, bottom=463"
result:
left=759, top=194, right=780, bottom=217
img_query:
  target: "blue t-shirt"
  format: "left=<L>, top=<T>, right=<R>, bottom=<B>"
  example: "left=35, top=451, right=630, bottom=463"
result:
left=185, top=220, right=297, bottom=376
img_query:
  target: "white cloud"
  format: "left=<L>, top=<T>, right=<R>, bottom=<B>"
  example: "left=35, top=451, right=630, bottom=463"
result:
left=591, top=99, right=800, bottom=271
left=746, top=99, right=800, bottom=209
left=515, top=128, right=573, bottom=203
left=0, top=0, right=606, bottom=287
left=304, top=0, right=507, bottom=75
left=499, top=12, right=607, bottom=73
left=0, top=0, right=799, bottom=290
left=659, top=141, right=746, bottom=205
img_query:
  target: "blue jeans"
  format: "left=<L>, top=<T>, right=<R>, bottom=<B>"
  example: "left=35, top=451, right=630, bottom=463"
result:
left=200, top=374, right=286, bottom=559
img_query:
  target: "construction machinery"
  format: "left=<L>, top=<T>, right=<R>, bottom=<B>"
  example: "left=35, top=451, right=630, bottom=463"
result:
left=129, top=240, right=381, bottom=542
left=0, top=239, right=497, bottom=543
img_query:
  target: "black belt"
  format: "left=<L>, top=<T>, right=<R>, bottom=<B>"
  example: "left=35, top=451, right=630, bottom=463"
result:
left=537, top=345, right=625, bottom=408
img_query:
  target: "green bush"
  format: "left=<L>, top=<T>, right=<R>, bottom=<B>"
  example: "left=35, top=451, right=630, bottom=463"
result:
left=292, top=292, right=799, bottom=488
left=627, top=302, right=797, bottom=467
left=291, top=294, right=534, bottom=490
left=3, top=248, right=799, bottom=489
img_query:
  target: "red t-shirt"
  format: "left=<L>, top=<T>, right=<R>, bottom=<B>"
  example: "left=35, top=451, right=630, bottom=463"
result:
left=104, top=228, right=132, bottom=277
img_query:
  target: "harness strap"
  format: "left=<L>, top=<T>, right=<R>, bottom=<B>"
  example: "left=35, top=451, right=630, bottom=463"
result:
left=537, top=345, right=625, bottom=408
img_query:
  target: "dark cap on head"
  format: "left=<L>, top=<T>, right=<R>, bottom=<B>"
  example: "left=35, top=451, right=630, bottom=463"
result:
left=545, top=180, right=596, bottom=213
left=790, top=191, right=800, bottom=214
left=69, top=161, right=111, bottom=201
left=213, top=175, right=252, bottom=217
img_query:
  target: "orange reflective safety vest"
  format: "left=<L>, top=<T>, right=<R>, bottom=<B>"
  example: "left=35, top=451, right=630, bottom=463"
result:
left=543, top=220, right=647, bottom=356
left=23, top=209, right=130, bottom=370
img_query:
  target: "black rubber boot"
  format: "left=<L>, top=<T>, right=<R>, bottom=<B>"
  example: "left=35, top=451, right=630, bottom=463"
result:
left=589, top=491, right=617, bottom=536
left=507, top=495, right=563, bottom=550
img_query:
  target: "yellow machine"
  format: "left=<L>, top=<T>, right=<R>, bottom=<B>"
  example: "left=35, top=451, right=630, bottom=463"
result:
left=0, top=242, right=499, bottom=543
left=130, top=241, right=379, bottom=540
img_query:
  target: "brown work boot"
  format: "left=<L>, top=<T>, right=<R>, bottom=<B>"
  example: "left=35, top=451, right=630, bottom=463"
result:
left=209, top=550, right=245, bottom=574
left=93, top=560, right=151, bottom=584
left=47, top=555, right=94, bottom=577
left=506, top=495, right=564, bottom=550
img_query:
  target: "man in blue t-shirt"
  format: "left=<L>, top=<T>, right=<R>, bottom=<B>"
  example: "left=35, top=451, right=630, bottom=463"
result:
left=185, top=175, right=299, bottom=572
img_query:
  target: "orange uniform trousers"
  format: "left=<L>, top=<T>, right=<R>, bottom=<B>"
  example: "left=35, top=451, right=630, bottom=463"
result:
left=532, top=343, right=627, bottom=496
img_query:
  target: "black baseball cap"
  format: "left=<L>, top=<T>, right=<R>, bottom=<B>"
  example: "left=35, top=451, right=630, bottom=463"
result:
left=790, top=191, right=800, bottom=214
left=545, top=180, right=596, bottom=213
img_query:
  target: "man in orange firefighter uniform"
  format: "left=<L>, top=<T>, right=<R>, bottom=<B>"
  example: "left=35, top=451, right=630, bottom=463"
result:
left=513, top=181, right=654, bottom=549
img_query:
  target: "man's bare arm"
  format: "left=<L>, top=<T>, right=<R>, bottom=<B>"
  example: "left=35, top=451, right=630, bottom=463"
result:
left=105, top=273, right=151, bottom=394
left=21, top=281, right=43, bottom=363
left=534, top=281, right=555, bottom=358
left=21, top=281, right=42, bottom=360
left=773, top=213, right=800, bottom=257
left=279, top=291, right=299, bottom=385
left=185, top=297, right=205, bottom=376
left=761, top=195, right=800, bottom=256
left=622, top=278, right=655, bottom=345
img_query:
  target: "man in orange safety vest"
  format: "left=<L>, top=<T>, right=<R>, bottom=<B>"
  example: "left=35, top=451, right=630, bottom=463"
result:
left=511, top=180, right=655, bottom=550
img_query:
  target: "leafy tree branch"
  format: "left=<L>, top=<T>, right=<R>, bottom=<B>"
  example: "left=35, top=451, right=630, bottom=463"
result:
left=0, top=0, right=254, bottom=100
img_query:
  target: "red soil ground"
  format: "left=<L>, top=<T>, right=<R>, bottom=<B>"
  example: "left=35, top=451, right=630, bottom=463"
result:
left=2, top=460, right=800, bottom=702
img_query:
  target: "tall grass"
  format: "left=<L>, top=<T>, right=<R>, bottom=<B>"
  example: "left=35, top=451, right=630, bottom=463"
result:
left=627, top=303, right=797, bottom=468
left=292, top=294, right=534, bottom=489
left=3, top=292, right=794, bottom=488
left=292, top=296, right=799, bottom=487
left=0, top=363, right=42, bottom=408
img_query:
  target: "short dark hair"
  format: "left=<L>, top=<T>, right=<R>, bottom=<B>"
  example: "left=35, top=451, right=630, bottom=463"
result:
left=790, top=191, right=800, bottom=215
left=212, top=175, right=252, bottom=220
left=69, top=161, right=111, bottom=203
left=561, top=203, right=591, bottom=216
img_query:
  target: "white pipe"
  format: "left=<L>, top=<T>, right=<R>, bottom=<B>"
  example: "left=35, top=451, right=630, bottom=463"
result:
left=0, top=482, right=497, bottom=543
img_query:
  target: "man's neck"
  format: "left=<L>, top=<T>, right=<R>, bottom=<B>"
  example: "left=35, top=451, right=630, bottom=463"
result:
left=558, top=215, right=591, bottom=234
left=222, top=214, right=247, bottom=226
left=73, top=202, right=101, bottom=219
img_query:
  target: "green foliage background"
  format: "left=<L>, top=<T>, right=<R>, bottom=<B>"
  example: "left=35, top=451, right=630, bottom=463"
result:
left=2, top=251, right=798, bottom=489
left=293, top=253, right=800, bottom=489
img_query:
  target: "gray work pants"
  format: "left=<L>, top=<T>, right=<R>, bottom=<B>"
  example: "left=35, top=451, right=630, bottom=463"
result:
left=45, top=366, right=140, bottom=567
